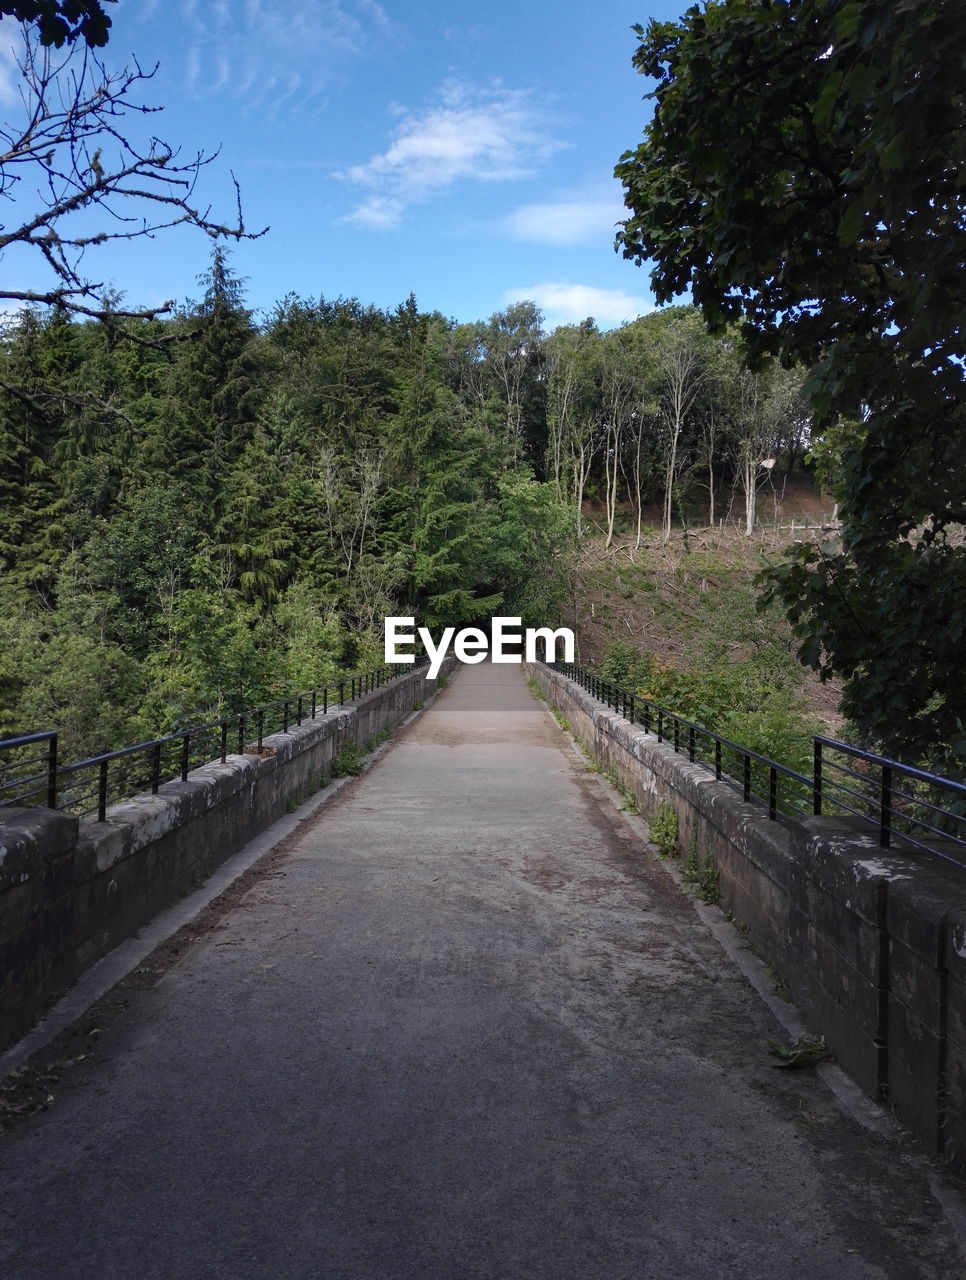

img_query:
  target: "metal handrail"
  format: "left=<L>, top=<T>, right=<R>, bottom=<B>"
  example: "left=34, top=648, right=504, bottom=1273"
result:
left=548, top=661, right=965, bottom=866
left=0, top=660, right=425, bottom=820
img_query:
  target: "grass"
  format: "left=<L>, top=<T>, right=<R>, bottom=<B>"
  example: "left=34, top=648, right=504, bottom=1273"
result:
left=330, top=744, right=362, bottom=777
left=550, top=706, right=571, bottom=733
left=682, top=837, right=721, bottom=903
left=649, top=800, right=678, bottom=858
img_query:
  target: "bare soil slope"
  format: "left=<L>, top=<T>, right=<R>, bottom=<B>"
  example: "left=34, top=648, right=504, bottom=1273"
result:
left=567, top=479, right=844, bottom=730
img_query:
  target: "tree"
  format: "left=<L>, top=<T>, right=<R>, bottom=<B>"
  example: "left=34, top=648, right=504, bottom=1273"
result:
left=543, top=322, right=603, bottom=534
left=0, top=18, right=264, bottom=327
left=615, top=0, right=966, bottom=763
left=725, top=361, right=806, bottom=537
left=1, top=2, right=111, bottom=47
left=648, top=309, right=712, bottom=545
left=483, top=301, right=546, bottom=462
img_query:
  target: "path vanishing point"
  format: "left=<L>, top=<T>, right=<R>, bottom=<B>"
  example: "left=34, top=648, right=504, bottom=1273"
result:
left=0, top=664, right=963, bottom=1279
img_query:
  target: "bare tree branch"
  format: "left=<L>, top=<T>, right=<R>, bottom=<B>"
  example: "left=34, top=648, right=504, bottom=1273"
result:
left=0, top=24, right=267, bottom=329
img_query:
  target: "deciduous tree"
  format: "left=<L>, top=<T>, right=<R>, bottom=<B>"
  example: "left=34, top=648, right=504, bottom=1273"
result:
left=615, top=0, right=966, bottom=761
left=0, top=19, right=263, bottom=327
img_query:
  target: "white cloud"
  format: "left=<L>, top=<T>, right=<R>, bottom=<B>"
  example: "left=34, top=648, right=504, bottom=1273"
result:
left=145, top=1, right=391, bottom=105
left=340, top=81, right=562, bottom=229
left=347, top=195, right=404, bottom=230
left=502, top=283, right=653, bottom=330
left=502, top=197, right=624, bottom=247
left=0, top=26, right=22, bottom=106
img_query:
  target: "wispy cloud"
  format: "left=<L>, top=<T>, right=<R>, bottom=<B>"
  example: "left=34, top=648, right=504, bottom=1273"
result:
left=0, top=26, right=22, bottom=106
left=340, top=81, right=563, bottom=230
left=503, top=283, right=653, bottom=330
left=502, top=195, right=624, bottom=247
left=136, top=1, right=390, bottom=109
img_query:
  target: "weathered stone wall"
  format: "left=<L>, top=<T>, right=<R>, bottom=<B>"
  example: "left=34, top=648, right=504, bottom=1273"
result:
left=528, top=661, right=966, bottom=1176
left=0, top=664, right=452, bottom=1051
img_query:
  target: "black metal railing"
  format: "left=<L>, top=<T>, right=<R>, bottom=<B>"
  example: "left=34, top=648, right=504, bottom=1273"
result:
left=549, top=662, right=966, bottom=867
left=0, top=661, right=422, bottom=821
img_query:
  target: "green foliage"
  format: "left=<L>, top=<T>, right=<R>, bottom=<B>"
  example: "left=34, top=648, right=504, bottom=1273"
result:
left=488, top=471, right=574, bottom=624
left=0, top=589, right=148, bottom=758
left=0, top=273, right=576, bottom=754
left=682, top=840, right=720, bottom=904
left=769, top=1034, right=830, bottom=1070
left=549, top=706, right=570, bottom=733
left=615, top=0, right=966, bottom=764
left=649, top=801, right=678, bottom=858
left=1, top=1, right=112, bottom=47
left=330, top=745, right=362, bottom=778
left=600, top=624, right=820, bottom=778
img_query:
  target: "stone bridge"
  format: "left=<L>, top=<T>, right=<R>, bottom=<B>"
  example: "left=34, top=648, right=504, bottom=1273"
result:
left=0, top=663, right=964, bottom=1278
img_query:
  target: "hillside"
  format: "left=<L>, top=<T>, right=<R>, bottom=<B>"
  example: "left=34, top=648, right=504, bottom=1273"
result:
left=566, top=478, right=844, bottom=734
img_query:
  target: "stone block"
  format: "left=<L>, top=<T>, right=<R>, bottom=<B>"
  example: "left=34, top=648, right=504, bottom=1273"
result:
left=804, top=929, right=882, bottom=1043
left=944, top=907, right=966, bottom=991
left=889, top=935, right=944, bottom=1028
left=887, top=864, right=966, bottom=968
left=803, top=877, right=884, bottom=983
left=0, top=807, right=78, bottom=893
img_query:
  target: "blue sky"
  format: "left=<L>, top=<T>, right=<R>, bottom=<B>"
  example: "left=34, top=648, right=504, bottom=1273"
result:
left=3, top=1, right=688, bottom=329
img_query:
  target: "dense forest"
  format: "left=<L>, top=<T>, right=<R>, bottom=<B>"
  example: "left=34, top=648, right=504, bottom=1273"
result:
left=0, top=250, right=811, bottom=760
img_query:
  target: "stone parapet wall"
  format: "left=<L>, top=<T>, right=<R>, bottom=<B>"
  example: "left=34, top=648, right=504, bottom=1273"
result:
left=527, top=661, right=966, bottom=1176
left=0, top=664, right=451, bottom=1052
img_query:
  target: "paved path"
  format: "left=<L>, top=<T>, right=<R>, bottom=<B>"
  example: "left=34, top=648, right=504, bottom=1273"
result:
left=0, top=664, right=961, bottom=1278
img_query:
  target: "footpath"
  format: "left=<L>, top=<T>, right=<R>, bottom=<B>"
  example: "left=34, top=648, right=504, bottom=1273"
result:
left=0, top=663, right=962, bottom=1279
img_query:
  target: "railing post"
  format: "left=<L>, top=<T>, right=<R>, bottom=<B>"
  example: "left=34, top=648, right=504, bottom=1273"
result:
left=297, top=695, right=303, bottom=727
left=312, top=691, right=317, bottom=719
left=769, top=766, right=778, bottom=820
left=98, top=758, right=108, bottom=822
left=257, top=711, right=264, bottom=754
left=629, top=694, right=636, bottom=724
left=674, top=720, right=680, bottom=754
left=644, top=703, right=651, bottom=734
left=238, top=714, right=245, bottom=756
left=220, top=721, right=228, bottom=763
left=743, top=753, right=752, bottom=802
left=813, top=740, right=823, bottom=815
left=657, top=711, right=663, bottom=743
left=152, top=741, right=162, bottom=793
left=323, top=687, right=328, bottom=715
left=880, top=765, right=893, bottom=848
left=714, top=738, right=722, bottom=780
left=180, top=734, right=190, bottom=782
left=688, top=726, right=695, bottom=763
left=283, top=701, right=290, bottom=733
left=46, top=733, right=58, bottom=809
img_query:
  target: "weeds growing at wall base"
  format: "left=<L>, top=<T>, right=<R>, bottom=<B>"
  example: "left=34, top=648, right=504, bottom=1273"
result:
left=649, top=800, right=679, bottom=858
left=331, top=745, right=362, bottom=778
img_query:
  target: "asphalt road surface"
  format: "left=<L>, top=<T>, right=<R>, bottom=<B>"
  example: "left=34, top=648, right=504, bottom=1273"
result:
left=0, top=663, right=962, bottom=1279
